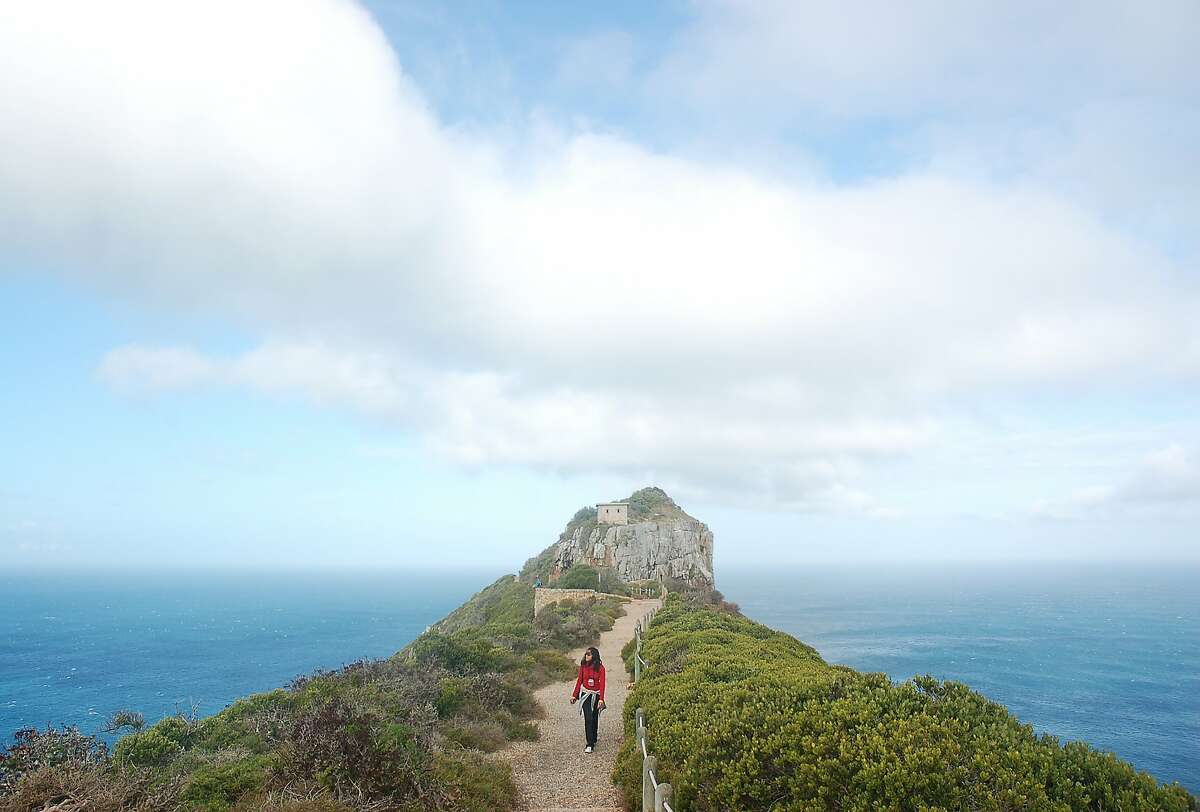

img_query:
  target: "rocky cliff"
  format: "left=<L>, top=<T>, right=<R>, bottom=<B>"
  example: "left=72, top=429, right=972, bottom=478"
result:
left=545, top=487, right=714, bottom=587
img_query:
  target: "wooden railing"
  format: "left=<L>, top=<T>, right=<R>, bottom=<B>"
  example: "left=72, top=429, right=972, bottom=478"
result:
left=630, top=585, right=664, bottom=598
left=633, top=605, right=675, bottom=812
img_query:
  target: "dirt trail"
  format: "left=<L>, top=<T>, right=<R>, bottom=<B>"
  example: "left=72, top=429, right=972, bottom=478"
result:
left=499, top=598, right=661, bottom=812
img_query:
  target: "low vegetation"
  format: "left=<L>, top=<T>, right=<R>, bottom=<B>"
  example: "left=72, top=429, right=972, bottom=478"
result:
left=556, top=564, right=599, bottom=590
left=614, top=594, right=1197, bottom=812
left=0, top=575, right=626, bottom=812
left=625, top=486, right=673, bottom=521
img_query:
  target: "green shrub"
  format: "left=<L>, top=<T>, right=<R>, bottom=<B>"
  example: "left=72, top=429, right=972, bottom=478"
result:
left=442, top=721, right=507, bottom=753
left=557, top=565, right=599, bottom=590
left=435, top=677, right=468, bottom=718
left=151, top=715, right=195, bottom=748
left=519, top=648, right=576, bottom=686
left=627, top=486, right=671, bottom=519
left=180, top=755, right=275, bottom=811
left=614, top=596, right=1198, bottom=812
left=432, top=751, right=517, bottom=812
left=279, top=696, right=436, bottom=803
left=408, top=631, right=518, bottom=674
left=219, top=690, right=296, bottom=722
left=112, top=728, right=180, bottom=768
left=498, top=714, right=539, bottom=742
left=533, top=595, right=623, bottom=651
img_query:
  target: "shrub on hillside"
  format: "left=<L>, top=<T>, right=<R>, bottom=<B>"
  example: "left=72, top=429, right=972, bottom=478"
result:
left=229, top=790, right=354, bottom=812
left=278, top=695, right=436, bottom=803
left=626, top=487, right=670, bottom=519
left=534, top=595, right=624, bottom=651
left=112, top=728, right=180, bottom=768
left=615, top=596, right=1197, bottom=812
left=0, top=762, right=172, bottom=812
left=432, top=751, right=517, bottom=812
left=179, top=754, right=277, bottom=811
left=556, top=564, right=599, bottom=590
left=0, top=725, right=108, bottom=791
left=408, top=631, right=519, bottom=674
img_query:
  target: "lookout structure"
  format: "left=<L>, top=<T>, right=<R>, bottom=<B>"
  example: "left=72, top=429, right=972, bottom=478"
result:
left=597, top=501, right=629, bottom=525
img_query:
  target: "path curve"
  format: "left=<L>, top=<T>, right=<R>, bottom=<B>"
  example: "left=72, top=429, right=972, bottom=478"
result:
left=500, top=598, right=661, bottom=811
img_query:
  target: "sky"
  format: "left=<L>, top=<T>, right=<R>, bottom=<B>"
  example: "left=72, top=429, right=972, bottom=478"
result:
left=1, top=0, right=1198, bottom=571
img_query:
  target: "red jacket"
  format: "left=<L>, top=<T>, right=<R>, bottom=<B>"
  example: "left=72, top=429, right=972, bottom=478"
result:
left=572, top=663, right=605, bottom=702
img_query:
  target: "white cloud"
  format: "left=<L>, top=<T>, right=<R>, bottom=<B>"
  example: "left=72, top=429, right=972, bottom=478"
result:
left=648, top=2, right=1200, bottom=252
left=1113, top=445, right=1200, bottom=507
left=100, top=343, right=411, bottom=417
left=1033, top=445, right=1200, bottom=520
left=3, top=0, right=1199, bottom=512
left=98, top=340, right=932, bottom=509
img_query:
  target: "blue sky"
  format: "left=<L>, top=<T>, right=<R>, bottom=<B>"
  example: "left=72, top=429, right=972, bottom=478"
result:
left=1, top=0, right=1198, bottom=569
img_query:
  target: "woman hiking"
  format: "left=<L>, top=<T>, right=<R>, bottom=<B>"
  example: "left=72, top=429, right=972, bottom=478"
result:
left=569, top=646, right=606, bottom=752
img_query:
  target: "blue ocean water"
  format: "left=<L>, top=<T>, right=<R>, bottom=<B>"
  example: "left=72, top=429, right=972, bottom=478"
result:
left=1, top=569, right=495, bottom=747
left=721, top=562, right=1199, bottom=794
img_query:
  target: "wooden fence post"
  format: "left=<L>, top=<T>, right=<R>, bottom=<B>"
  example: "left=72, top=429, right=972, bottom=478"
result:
left=643, top=754, right=656, bottom=812
left=655, top=782, right=672, bottom=812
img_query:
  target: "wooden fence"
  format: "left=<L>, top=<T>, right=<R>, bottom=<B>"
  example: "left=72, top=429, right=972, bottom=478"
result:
left=633, top=604, right=675, bottom=812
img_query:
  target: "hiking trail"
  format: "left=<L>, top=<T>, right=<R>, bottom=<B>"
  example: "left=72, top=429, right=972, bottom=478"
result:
left=499, top=597, right=662, bottom=811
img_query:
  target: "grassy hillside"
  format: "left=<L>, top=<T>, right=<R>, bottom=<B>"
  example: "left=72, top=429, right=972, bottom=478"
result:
left=615, top=594, right=1197, bottom=812
left=0, top=575, right=626, bottom=812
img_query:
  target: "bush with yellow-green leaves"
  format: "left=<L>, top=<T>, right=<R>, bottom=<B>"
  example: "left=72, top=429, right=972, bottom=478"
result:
left=614, top=594, right=1196, bottom=812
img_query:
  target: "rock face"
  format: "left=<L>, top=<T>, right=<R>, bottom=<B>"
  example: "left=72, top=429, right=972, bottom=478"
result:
left=550, top=488, right=715, bottom=586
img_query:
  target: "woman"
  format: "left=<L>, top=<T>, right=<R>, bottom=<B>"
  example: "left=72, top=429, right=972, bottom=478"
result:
left=569, top=646, right=606, bottom=753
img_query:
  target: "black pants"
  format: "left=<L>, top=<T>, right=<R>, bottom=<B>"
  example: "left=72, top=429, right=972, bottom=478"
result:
left=582, top=693, right=601, bottom=746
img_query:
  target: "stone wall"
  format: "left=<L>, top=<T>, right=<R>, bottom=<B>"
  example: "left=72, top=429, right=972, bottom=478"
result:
left=533, top=587, right=598, bottom=616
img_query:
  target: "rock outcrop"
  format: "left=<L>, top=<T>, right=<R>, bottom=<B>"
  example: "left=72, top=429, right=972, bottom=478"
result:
left=549, top=487, right=714, bottom=586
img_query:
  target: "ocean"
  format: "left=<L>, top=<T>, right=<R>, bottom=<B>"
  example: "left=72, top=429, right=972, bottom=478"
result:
left=2, top=563, right=1196, bottom=794
left=721, top=562, right=1199, bottom=794
left=0, top=569, right=493, bottom=747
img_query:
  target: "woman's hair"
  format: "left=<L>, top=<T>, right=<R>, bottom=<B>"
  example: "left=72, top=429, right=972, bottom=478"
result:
left=580, top=646, right=602, bottom=669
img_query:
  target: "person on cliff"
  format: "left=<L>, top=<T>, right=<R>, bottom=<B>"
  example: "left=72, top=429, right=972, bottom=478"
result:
left=569, top=646, right=606, bottom=753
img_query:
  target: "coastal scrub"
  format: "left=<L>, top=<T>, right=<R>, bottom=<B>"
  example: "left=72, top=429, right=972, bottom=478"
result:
left=615, top=593, right=1197, bottom=811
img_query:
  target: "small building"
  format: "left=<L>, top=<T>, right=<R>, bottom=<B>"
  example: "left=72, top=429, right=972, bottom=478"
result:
left=597, top=501, right=629, bottom=525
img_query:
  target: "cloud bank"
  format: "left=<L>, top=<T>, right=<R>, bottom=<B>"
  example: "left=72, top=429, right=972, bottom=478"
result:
left=3, top=0, right=1198, bottom=511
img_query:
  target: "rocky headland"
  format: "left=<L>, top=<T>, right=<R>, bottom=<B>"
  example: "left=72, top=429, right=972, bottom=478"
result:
left=526, top=487, right=714, bottom=588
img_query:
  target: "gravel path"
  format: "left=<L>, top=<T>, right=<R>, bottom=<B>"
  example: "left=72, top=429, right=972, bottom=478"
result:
left=500, top=598, right=661, bottom=811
